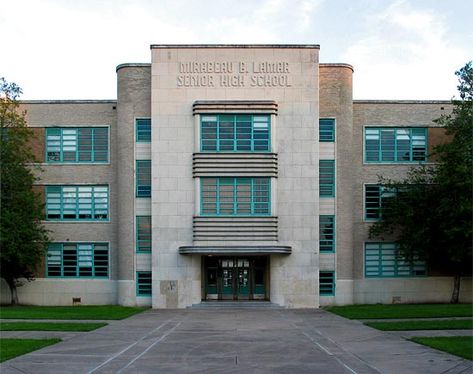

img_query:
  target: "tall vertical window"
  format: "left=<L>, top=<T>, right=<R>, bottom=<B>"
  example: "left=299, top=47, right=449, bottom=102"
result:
left=136, top=216, right=151, bottom=252
left=364, top=185, right=396, bottom=220
left=201, top=114, right=270, bottom=152
left=201, top=177, right=270, bottom=216
left=46, top=243, right=109, bottom=278
left=46, top=185, right=109, bottom=221
left=136, top=272, right=152, bottom=296
left=319, top=118, right=335, bottom=142
left=46, top=127, right=108, bottom=163
left=319, top=271, right=335, bottom=296
left=365, top=243, right=427, bottom=277
left=364, top=127, right=427, bottom=163
left=319, top=160, right=335, bottom=197
left=136, top=118, right=151, bottom=142
left=136, top=160, right=151, bottom=197
left=319, top=215, right=335, bottom=252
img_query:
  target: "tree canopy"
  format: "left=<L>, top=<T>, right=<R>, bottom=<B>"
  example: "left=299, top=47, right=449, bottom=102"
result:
left=0, top=77, right=49, bottom=305
left=369, top=62, right=473, bottom=303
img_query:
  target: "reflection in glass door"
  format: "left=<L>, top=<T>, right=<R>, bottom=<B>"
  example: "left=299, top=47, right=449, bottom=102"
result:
left=203, top=256, right=268, bottom=301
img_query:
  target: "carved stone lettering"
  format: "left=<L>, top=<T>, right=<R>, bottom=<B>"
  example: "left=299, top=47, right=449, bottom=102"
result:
left=175, top=61, right=292, bottom=88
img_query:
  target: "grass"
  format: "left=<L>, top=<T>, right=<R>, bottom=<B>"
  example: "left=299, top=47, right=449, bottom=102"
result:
left=365, top=319, right=473, bottom=331
left=326, top=304, right=473, bottom=320
left=0, top=305, right=148, bottom=320
left=0, top=322, right=107, bottom=332
left=0, top=338, right=61, bottom=363
left=410, top=336, right=473, bottom=360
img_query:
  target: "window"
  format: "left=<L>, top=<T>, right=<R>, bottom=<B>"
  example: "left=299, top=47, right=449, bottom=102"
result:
left=136, top=118, right=151, bottom=142
left=365, top=243, right=427, bottom=277
left=319, top=215, right=335, bottom=252
left=46, top=127, right=108, bottom=163
left=364, top=127, right=427, bottom=163
left=46, top=185, right=109, bottom=221
left=319, top=118, right=335, bottom=142
left=364, top=185, right=396, bottom=220
left=201, top=177, right=270, bottom=216
left=136, top=216, right=151, bottom=252
left=137, top=271, right=152, bottom=296
left=46, top=243, right=109, bottom=278
left=201, top=114, right=270, bottom=152
left=319, top=271, right=335, bottom=296
left=319, top=160, right=335, bottom=197
left=136, top=160, right=151, bottom=197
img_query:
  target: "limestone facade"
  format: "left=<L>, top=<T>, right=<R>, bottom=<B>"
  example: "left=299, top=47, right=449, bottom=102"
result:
left=1, top=45, right=470, bottom=307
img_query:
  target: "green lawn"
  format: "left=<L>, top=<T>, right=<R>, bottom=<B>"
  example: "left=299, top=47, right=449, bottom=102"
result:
left=0, top=338, right=61, bottom=363
left=0, top=306, right=148, bottom=320
left=410, top=336, right=473, bottom=360
left=0, top=322, right=107, bottom=332
left=326, top=304, right=473, bottom=320
left=365, top=319, right=473, bottom=331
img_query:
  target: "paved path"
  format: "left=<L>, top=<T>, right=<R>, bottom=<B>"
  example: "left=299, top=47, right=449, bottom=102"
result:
left=1, top=308, right=471, bottom=373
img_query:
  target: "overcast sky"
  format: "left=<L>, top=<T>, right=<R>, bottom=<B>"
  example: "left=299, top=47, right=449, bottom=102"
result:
left=1, top=0, right=471, bottom=100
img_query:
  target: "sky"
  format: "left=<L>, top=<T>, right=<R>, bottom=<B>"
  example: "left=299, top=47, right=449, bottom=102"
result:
left=1, top=0, right=471, bottom=100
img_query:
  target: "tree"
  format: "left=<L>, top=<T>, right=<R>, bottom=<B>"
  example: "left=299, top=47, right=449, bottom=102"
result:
left=0, top=78, right=49, bottom=305
left=369, top=62, right=473, bottom=303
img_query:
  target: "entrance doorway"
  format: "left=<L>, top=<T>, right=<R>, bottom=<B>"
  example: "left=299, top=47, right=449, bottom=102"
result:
left=203, top=256, right=269, bottom=301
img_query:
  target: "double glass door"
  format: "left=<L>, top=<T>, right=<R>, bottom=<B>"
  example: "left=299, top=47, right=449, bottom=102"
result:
left=204, top=256, right=267, bottom=301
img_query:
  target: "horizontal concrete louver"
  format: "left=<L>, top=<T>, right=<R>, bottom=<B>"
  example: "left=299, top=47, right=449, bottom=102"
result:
left=193, top=216, right=278, bottom=241
left=193, top=153, right=278, bottom=177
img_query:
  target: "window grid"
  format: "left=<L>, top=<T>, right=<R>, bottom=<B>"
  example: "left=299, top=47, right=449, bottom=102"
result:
left=319, top=160, right=335, bottom=197
left=319, top=271, right=335, bottom=296
left=364, top=185, right=396, bottom=220
left=201, top=114, right=271, bottom=152
left=201, top=177, right=270, bottom=216
left=319, top=215, right=335, bottom=252
left=46, top=127, right=108, bottom=163
left=319, top=118, right=335, bottom=142
left=46, top=185, right=109, bottom=221
left=136, top=216, right=152, bottom=252
left=365, top=243, right=427, bottom=278
left=47, top=243, right=109, bottom=278
left=136, top=160, right=151, bottom=197
left=364, top=127, right=427, bottom=163
left=136, top=119, right=151, bottom=142
left=136, top=271, right=152, bottom=296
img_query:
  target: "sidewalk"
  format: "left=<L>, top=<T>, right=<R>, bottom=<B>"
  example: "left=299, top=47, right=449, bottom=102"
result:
left=0, top=308, right=471, bottom=373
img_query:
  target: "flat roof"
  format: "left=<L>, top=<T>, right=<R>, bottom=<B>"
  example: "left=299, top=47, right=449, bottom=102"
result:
left=20, top=100, right=117, bottom=104
left=354, top=100, right=451, bottom=104
left=151, top=44, right=320, bottom=49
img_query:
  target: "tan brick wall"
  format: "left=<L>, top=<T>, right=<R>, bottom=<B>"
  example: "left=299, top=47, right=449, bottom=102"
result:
left=27, top=127, right=45, bottom=161
left=428, top=127, right=451, bottom=161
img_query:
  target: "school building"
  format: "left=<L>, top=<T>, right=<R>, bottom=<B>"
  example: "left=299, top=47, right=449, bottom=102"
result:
left=1, top=45, right=471, bottom=307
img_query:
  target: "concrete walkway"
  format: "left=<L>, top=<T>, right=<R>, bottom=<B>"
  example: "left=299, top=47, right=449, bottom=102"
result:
left=1, top=308, right=471, bottom=373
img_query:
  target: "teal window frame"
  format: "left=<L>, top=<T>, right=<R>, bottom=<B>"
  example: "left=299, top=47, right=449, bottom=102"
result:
left=201, top=177, right=271, bottom=216
left=136, top=160, right=151, bottom=197
left=365, top=242, right=427, bottom=278
left=46, top=185, right=109, bottom=221
left=46, top=127, right=109, bottom=163
left=136, top=118, right=151, bottom=142
left=319, top=118, right=335, bottom=142
left=319, top=160, right=335, bottom=197
left=136, top=271, right=152, bottom=296
left=364, top=127, right=427, bottom=163
left=46, top=243, right=109, bottom=278
left=319, top=215, right=335, bottom=253
left=200, top=114, right=271, bottom=152
left=319, top=271, right=335, bottom=296
left=136, top=216, right=152, bottom=253
left=364, top=184, right=396, bottom=221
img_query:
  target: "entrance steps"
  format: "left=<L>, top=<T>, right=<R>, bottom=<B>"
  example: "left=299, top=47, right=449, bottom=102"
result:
left=189, top=301, right=284, bottom=309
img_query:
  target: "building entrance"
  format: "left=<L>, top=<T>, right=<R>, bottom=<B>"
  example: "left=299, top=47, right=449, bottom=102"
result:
left=203, top=256, right=269, bottom=301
